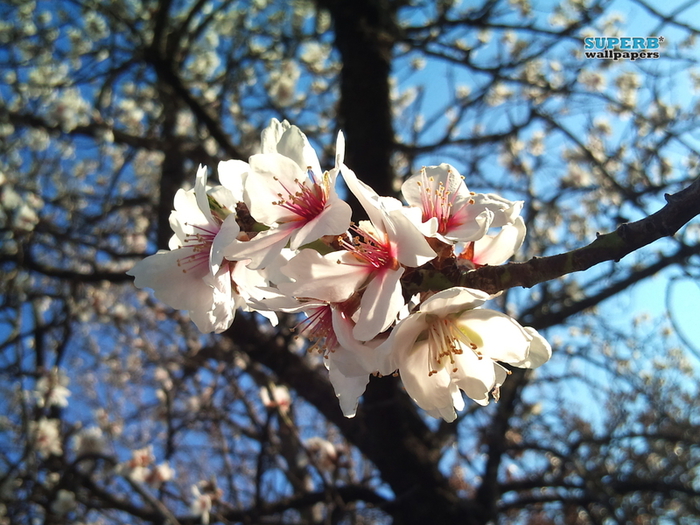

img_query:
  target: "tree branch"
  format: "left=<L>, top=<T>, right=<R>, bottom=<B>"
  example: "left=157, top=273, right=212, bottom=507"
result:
left=451, top=176, right=700, bottom=295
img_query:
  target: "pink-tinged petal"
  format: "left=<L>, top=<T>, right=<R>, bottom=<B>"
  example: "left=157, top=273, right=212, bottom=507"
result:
left=210, top=214, right=241, bottom=273
left=401, top=164, right=470, bottom=207
left=419, top=287, right=490, bottom=315
left=398, top=341, right=459, bottom=422
left=279, top=250, right=368, bottom=303
left=455, top=309, right=531, bottom=364
left=401, top=206, right=438, bottom=238
left=385, top=208, right=436, bottom=267
left=194, top=165, right=214, bottom=225
left=246, top=153, right=306, bottom=225
left=401, top=164, right=480, bottom=242
left=444, top=208, right=492, bottom=242
left=340, top=164, right=387, bottom=232
left=275, top=125, right=323, bottom=176
left=472, top=216, right=526, bottom=265
left=289, top=197, right=351, bottom=250
left=521, top=327, right=552, bottom=368
left=327, top=364, right=369, bottom=418
left=227, top=224, right=296, bottom=270
left=354, top=266, right=405, bottom=341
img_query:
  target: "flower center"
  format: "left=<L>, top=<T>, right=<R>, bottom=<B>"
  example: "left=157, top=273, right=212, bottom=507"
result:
left=426, top=315, right=483, bottom=376
left=272, top=169, right=329, bottom=222
left=293, top=305, right=338, bottom=355
left=415, top=168, right=474, bottom=235
left=177, top=223, right=218, bottom=273
left=339, top=224, right=398, bottom=270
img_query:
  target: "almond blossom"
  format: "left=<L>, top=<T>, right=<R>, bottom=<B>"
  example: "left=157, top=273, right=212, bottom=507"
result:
left=72, top=426, right=106, bottom=457
left=259, top=384, right=291, bottom=414
left=331, top=164, right=436, bottom=341
left=385, top=287, right=551, bottom=422
left=127, top=165, right=246, bottom=333
left=116, top=445, right=155, bottom=482
left=124, top=117, right=554, bottom=423
left=401, top=163, right=523, bottom=243
left=34, top=367, right=71, bottom=408
left=228, top=119, right=351, bottom=270
left=30, top=418, right=62, bottom=458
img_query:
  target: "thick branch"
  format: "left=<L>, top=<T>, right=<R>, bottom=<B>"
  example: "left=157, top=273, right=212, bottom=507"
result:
left=318, top=0, right=399, bottom=198
left=455, top=176, right=700, bottom=294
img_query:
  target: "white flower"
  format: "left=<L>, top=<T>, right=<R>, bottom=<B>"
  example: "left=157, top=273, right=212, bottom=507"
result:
left=190, top=483, right=219, bottom=525
left=259, top=384, right=291, bottom=414
left=35, top=367, right=71, bottom=408
left=72, top=426, right=106, bottom=456
left=401, top=164, right=525, bottom=246
left=305, top=437, right=339, bottom=470
left=144, top=462, right=175, bottom=488
left=128, top=165, right=244, bottom=333
left=328, top=163, right=435, bottom=341
left=385, top=287, right=551, bottom=422
left=30, top=418, right=62, bottom=458
left=117, top=445, right=155, bottom=482
left=229, top=119, right=351, bottom=269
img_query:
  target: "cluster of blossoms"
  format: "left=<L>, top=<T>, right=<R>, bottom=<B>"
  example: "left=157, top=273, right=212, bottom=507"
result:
left=129, top=119, right=551, bottom=422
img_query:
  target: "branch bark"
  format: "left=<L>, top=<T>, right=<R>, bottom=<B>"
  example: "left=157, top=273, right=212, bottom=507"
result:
left=435, top=176, right=700, bottom=295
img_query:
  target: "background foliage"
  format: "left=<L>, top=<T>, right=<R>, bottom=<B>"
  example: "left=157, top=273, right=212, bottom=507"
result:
left=1, top=0, right=700, bottom=523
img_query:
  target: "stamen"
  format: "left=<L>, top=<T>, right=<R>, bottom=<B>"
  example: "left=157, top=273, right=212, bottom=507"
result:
left=272, top=171, right=328, bottom=222
left=426, top=315, right=482, bottom=376
left=339, top=224, right=397, bottom=270
left=176, top=223, right=217, bottom=273
left=417, top=168, right=467, bottom=235
left=293, top=305, right=338, bottom=355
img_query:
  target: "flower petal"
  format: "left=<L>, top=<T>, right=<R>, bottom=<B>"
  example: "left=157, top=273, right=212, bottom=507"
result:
left=455, top=309, right=531, bottom=364
left=398, top=341, right=459, bottom=422
left=340, top=164, right=387, bottom=232
left=246, top=153, right=306, bottom=225
left=217, top=159, right=249, bottom=203
left=279, top=250, right=368, bottom=303
left=522, top=326, right=552, bottom=368
left=354, top=266, right=405, bottom=341
left=327, top=363, right=369, bottom=418
left=289, top=196, right=351, bottom=249
left=472, top=216, right=526, bottom=265
left=275, top=124, right=323, bottom=176
left=419, top=287, right=491, bottom=315
left=210, top=214, right=241, bottom=274
left=227, top=224, right=297, bottom=270
left=194, top=165, right=214, bottom=225
left=385, top=208, right=436, bottom=267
